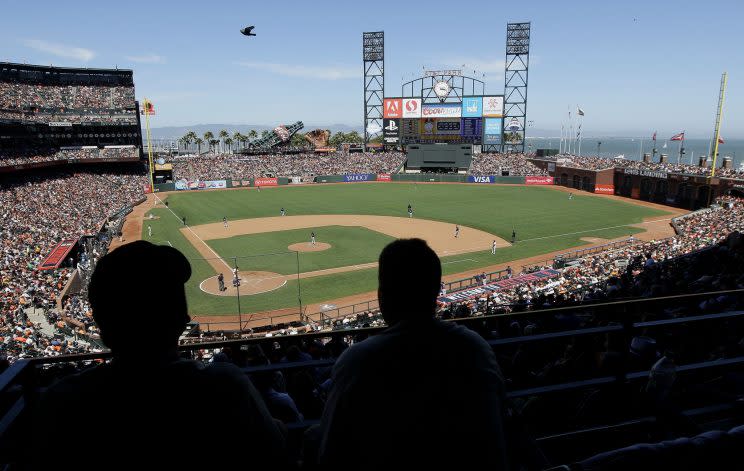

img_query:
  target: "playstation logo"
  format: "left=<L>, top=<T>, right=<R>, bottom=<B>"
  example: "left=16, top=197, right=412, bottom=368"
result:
left=385, top=120, right=398, bottom=132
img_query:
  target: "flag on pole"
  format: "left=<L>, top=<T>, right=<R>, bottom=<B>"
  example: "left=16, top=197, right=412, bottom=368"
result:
left=718, top=136, right=725, bottom=144
left=652, top=131, right=657, bottom=141
left=670, top=132, right=685, bottom=141
left=577, top=107, right=585, bottom=116
left=140, top=99, right=155, bottom=115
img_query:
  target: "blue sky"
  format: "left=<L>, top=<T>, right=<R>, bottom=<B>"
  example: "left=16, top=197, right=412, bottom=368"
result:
left=1, top=0, right=742, bottom=137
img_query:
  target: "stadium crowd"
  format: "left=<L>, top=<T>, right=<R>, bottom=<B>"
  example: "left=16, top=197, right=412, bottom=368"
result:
left=0, top=145, right=140, bottom=168
left=171, top=152, right=406, bottom=180
left=545, top=154, right=744, bottom=179
left=469, top=152, right=549, bottom=176
left=0, top=81, right=135, bottom=110
left=0, top=167, right=146, bottom=363
left=0, top=108, right=138, bottom=125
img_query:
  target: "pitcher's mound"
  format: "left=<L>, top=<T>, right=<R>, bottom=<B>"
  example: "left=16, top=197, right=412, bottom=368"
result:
left=288, top=242, right=331, bottom=252
left=200, top=270, right=287, bottom=296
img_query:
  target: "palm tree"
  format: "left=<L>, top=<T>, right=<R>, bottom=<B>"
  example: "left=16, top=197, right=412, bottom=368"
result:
left=261, top=130, right=270, bottom=138
left=180, top=132, right=192, bottom=151
left=248, top=129, right=258, bottom=142
left=219, top=129, right=229, bottom=153
left=224, top=137, right=233, bottom=153
left=233, top=131, right=243, bottom=152
left=290, top=132, right=306, bottom=148
left=346, top=131, right=362, bottom=143
left=203, top=131, right=214, bottom=153
left=209, top=139, right=220, bottom=152
left=194, top=137, right=204, bottom=154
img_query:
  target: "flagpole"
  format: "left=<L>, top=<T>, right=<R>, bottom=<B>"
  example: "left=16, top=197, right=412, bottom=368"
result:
left=559, top=124, right=563, bottom=153
left=639, top=137, right=643, bottom=160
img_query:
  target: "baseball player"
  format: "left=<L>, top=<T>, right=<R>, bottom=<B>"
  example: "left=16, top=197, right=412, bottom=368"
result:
left=454, top=225, right=460, bottom=238
left=182, top=216, right=186, bottom=226
left=491, top=240, right=497, bottom=255
left=311, top=231, right=316, bottom=246
left=568, top=193, right=574, bottom=200
left=511, top=229, right=516, bottom=244
left=223, top=216, right=228, bottom=228
left=232, top=267, right=240, bottom=287
left=147, top=225, right=152, bottom=238
left=407, top=204, right=413, bottom=218
left=217, top=273, right=225, bottom=292
left=439, top=281, right=446, bottom=297
left=280, top=207, right=286, bottom=216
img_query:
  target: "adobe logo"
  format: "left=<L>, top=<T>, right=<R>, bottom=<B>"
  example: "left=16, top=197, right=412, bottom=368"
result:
left=383, top=98, right=402, bottom=118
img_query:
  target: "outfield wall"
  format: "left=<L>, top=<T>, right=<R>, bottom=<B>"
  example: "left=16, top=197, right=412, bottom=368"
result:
left=315, top=173, right=532, bottom=184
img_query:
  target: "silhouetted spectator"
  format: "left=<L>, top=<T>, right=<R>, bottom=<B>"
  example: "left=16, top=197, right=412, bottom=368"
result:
left=32, top=241, right=285, bottom=469
left=318, top=238, right=509, bottom=468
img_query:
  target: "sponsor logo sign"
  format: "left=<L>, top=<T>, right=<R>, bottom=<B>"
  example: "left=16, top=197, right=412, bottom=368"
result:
left=468, top=175, right=495, bottom=183
left=344, top=173, right=374, bottom=182
left=461, top=97, right=482, bottom=118
left=422, top=103, right=461, bottom=118
left=623, top=168, right=668, bottom=179
left=594, top=184, right=615, bottom=194
left=254, top=177, right=278, bottom=186
left=482, top=96, right=504, bottom=117
left=548, top=162, right=556, bottom=172
left=377, top=173, right=392, bottom=181
left=525, top=176, right=554, bottom=185
left=383, top=98, right=402, bottom=118
left=402, top=98, right=421, bottom=118
left=232, top=180, right=241, bottom=187
left=175, top=179, right=227, bottom=190
left=484, top=118, right=502, bottom=145
left=383, top=118, right=400, bottom=144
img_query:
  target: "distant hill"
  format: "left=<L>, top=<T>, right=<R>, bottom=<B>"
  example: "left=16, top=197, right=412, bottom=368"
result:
left=145, top=123, right=363, bottom=139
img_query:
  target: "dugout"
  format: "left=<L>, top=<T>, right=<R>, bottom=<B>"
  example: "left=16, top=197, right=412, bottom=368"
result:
left=405, top=143, right=472, bottom=173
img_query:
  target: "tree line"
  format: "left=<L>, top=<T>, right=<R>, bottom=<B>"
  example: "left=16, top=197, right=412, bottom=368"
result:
left=178, top=129, right=370, bottom=154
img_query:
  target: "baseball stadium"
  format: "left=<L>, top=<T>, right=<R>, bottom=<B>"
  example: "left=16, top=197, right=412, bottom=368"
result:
left=1, top=9, right=744, bottom=470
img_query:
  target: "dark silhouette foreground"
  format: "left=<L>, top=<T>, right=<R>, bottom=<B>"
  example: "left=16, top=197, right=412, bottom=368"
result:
left=32, top=241, right=285, bottom=469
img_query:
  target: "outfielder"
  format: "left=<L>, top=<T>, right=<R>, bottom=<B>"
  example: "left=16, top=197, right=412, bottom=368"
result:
left=491, top=240, right=497, bottom=255
left=147, top=225, right=152, bottom=238
left=223, top=216, right=228, bottom=228
left=407, top=204, right=413, bottom=218
left=311, top=231, right=316, bottom=246
left=280, top=207, right=286, bottom=216
left=454, top=225, right=460, bottom=238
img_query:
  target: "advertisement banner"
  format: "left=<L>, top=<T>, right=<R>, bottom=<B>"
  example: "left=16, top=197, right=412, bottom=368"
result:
left=175, top=179, right=227, bottom=190
left=594, top=184, right=615, bottom=194
left=383, top=118, right=400, bottom=144
left=547, top=163, right=556, bottom=172
left=482, top=96, right=504, bottom=117
left=422, top=103, right=461, bottom=118
left=377, top=173, right=392, bottom=181
left=484, top=118, right=502, bottom=144
left=461, top=118, right=482, bottom=137
left=383, top=98, right=402, bottom=118
left=461, top=97, right=483, bottom=118
left=254, top=177, right=278, bottom=187
left=142, top=184, right=152, bottom=194
left=467, top=175, right=495, bottom=183
left=402, top=98, right=422, bottom=118
left=525, top=176, right=554, bottom=185
left=344, top=173, right=375, bottom=182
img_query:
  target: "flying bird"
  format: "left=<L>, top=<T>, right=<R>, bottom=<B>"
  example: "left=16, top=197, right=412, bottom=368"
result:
left=240, top=26, right=256, bottom=36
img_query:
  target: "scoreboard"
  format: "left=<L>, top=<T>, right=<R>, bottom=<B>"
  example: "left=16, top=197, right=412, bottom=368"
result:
left=384, top=96, right=503, bottom=147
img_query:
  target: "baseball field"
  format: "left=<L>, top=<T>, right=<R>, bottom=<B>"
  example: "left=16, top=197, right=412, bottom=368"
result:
left=136, top=183, right=675, bottom=319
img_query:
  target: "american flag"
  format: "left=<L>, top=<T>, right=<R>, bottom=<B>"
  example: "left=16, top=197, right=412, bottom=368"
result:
left=670, top=132, right=685, bottom=141
left=718, top=136, right=725, bottom=144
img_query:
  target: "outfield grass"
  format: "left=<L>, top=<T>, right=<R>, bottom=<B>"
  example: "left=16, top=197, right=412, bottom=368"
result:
left=145, top=184, right=671, bottom=315
left=206, top=226, right=395, bottom=274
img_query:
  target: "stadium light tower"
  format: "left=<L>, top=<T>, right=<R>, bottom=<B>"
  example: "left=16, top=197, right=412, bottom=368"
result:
left=363, top=32, right=384, bottom=150
left=503, top=22, right=531, bottom=153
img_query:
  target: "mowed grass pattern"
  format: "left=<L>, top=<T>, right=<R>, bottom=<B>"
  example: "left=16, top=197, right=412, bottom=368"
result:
left=206, top=226, right=395, bottom=275
left=145, top=184, right=670, bottom=315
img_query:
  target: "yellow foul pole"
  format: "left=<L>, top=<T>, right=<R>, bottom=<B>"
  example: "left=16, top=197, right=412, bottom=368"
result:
left=143, top=98, right=155, bottom=192
left=709, top=72, right=728, bottom=178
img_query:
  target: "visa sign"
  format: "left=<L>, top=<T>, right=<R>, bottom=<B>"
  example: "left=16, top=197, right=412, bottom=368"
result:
left=467, top=175, right=495, bottom=183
